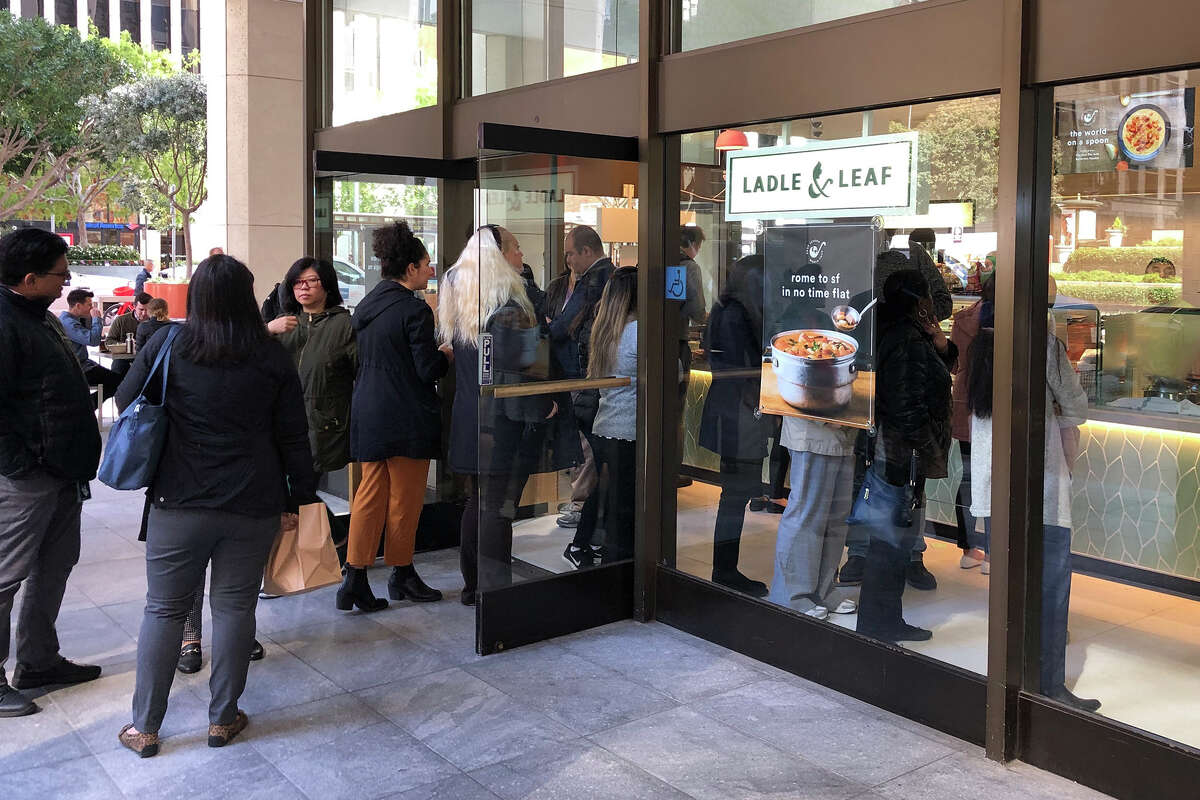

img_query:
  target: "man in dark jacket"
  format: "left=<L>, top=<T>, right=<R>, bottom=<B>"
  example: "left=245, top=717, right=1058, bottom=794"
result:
left=59, top=288, right=123, bottom=399
left=547, top=226, right=612, bottom=535
left=0, top=229, right=104, bottom=718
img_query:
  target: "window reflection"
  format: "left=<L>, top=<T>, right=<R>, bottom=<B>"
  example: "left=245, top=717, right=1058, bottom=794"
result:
left=675, top=96, right=1001, bottom=675
left=468, top=0, right=637, bottom=96
left=331, top=0, right=437, bottom=126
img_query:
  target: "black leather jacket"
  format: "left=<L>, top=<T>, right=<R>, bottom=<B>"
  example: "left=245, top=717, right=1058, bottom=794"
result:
left=0, top=286, right=102, bottom=481
left=875, top=316, right=958, bottom=486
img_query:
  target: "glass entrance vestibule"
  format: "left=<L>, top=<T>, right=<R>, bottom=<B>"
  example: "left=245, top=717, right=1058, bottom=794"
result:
left=306, top=3, right=1200, bottom=798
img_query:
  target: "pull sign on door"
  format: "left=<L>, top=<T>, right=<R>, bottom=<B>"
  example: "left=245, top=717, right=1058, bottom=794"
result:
left=479, top=332, right=494, bottom=386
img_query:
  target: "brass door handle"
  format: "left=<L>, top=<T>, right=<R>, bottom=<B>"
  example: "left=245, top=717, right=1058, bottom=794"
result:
left=483, top=377, right=632, bottom=398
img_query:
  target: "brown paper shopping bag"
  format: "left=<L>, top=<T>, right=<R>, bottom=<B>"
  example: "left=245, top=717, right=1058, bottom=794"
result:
left=262, top=502, right=343, bottom=596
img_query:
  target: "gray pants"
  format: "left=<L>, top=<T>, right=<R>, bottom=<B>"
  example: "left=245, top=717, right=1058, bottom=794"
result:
left=0, top=471, right=82, bottom=685
left=768, top=451, right=856, bottom=611
left=133, top=507, right=276, bottom=732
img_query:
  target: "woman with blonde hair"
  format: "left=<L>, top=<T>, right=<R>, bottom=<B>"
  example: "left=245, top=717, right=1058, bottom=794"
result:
left=135, top=298, right=173, bottom=350
left=441, top=226, right=577, bottom=604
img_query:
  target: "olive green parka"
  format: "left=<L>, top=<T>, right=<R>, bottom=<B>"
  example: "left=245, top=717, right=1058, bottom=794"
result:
left=277, top=305, right=357, bottom=473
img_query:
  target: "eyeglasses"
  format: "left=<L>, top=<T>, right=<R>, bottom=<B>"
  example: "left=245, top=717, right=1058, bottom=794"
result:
left=293, top=278, right=321, bottom=288
left=41, top=270, right=72, bottom=280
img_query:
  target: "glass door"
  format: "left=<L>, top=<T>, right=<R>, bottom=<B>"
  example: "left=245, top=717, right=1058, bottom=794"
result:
left=459, top=127, right=639, bottom=653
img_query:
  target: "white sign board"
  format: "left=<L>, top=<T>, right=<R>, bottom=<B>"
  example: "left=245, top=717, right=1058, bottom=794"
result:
left=725, top=132, right=919, bottom=221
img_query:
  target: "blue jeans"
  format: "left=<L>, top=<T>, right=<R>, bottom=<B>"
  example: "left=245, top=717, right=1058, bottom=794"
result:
left=1041, top=524, right=1072, bottom=693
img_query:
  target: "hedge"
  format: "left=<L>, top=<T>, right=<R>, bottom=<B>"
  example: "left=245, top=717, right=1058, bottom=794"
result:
left=1063, top=246, right=1183, bottom=275
left=1055, top=281, right=1182, bottom=306
left=67, top=245, right=142, bottom=264
left=1059, top=269, right=1180, bottom=284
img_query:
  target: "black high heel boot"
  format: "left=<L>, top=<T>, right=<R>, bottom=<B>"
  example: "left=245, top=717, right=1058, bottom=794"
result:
left=388, top=565, right=443, bottom=602
left=335, top=566, right=388, bottom=612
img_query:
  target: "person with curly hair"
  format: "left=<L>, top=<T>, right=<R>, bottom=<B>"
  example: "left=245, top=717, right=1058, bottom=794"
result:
left=337, top=222, right=452, bottom=611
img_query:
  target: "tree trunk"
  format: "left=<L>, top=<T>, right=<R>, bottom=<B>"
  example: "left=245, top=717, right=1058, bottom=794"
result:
left=182, top=209, right=194, bottom=280
left=75, top=208, right=89, bottom=247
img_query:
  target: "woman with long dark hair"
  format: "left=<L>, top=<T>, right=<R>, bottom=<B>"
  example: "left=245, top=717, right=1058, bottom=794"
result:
left=853, top=269, right=956, bottom=643
left=338, top=222, right=451, bottom=611
left=115, top=255, right=316, bottom=757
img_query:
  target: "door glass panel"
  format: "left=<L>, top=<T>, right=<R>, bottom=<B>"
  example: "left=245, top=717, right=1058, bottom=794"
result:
left=1033, top=68, right=1200, bottom=741
left=673, top=97, right=1000, bottom=675
left=449, top=150, right=638, bottom=607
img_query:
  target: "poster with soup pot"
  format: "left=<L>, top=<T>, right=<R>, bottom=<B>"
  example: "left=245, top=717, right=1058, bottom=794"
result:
left=1055, top=88, right=1195, bottom=174
left=759, top=223, right=878, bottom=430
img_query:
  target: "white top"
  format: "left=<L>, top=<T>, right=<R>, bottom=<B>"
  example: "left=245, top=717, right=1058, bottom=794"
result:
left=970, top=334, right=1087, bottom=528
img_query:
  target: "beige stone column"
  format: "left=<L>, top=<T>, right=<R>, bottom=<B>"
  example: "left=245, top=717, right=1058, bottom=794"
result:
left=224, top=0, right=306, bottom=299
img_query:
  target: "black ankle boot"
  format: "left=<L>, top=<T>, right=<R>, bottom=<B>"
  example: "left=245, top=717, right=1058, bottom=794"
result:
left=388, top=565, right=443, bottom=603
left=336, top=566, right=388, bottom=612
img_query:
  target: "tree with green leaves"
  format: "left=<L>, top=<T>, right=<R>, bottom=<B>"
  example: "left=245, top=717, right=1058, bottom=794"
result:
left=0, top=12, right=128, bottom=220
left=89, top=71, right=207, bottom=274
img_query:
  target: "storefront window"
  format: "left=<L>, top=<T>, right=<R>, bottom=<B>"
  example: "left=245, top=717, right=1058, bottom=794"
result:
left=330, top=0, right=437, bottom=126
left=677, top=0, right=924, bottom=51
left=673, top=96, right=1000, bottom=673
left=55, top=0, right=76, bottom=27
left=467, top=0, right=637, bottom=96
left=150, top=0, right=169, bottom=51
left=1033, top=70, right=1200, bottom=744
left=119, top=0, right=139, bottom=41
left=181, top=0, right=199, bottom=57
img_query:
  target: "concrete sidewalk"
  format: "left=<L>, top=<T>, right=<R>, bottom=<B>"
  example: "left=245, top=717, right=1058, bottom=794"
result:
left=1, top=484, right=1112, bottom=800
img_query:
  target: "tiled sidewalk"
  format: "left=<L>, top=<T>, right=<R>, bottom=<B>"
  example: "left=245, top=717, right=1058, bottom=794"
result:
left=1, top=485, right=1113, bottom=800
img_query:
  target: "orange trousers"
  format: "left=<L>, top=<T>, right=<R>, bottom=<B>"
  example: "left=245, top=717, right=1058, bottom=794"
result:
left=346, top=456, right=429, bottom=568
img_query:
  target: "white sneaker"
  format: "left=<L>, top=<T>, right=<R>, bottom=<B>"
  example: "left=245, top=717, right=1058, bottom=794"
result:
left=804, top=606, right=829, bottom=620
left=981, top=560, right=991, bottom=575
left=960, top=553, right=984, bottom=570
left=831, top=599, right=858, bottom=615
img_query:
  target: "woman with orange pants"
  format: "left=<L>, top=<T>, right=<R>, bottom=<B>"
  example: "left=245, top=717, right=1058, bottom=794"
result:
left=337, top=221, right=453, bottom=611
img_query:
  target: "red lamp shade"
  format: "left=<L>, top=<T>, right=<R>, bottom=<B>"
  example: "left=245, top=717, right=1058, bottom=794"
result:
left=715, top=129, right=749, bottom=151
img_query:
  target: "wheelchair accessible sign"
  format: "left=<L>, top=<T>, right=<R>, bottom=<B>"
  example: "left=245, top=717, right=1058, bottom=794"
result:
left=665, top=266, right=687, bottom=301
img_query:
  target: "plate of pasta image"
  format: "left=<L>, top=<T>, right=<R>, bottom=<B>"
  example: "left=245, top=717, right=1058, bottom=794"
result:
left=1118, top=104, right=1170, bottom=162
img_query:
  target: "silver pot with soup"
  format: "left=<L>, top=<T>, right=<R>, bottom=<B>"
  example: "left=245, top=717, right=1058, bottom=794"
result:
left=770, top=329, right=858, bottom=412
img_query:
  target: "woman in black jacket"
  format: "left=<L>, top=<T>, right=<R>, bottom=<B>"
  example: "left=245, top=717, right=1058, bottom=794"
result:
left=339, top=222, right=452, bottom=611
left=441, top=227, right=579, bottom=605
left=115, top=255, right=317, bottom=757
left=853, top=269, right=957, bottom=644
left=699, top=255, right=770, bottom=597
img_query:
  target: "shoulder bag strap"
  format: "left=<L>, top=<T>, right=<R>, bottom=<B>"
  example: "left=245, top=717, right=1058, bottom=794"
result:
left=137, top=325, right=182, bottom=398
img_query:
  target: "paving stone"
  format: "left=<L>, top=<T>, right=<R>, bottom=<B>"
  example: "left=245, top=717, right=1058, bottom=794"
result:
left=0, top=754, right=122, bottom=800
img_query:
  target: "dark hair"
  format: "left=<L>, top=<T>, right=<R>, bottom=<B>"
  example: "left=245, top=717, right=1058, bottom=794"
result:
left=281, top=257, right=343, bottom=314
left=480, top=224, right=503, bottom=249
left=374, top=221, right=428, bottom=280
left=0, top=228, right=69, bottom=285
left=66, top=288, right=94, bottom=306
left=966, top=327, right=995, bottom=419
left=880, top=268, right=928, bottom=323
left=134, top=291, right=154, bottom=305
left=176, top=255, right=267, bottom=365
left=680, top=225, right=706, bottom=250
left=569, top=225, right=604, bottom=256
left=908, top=228, right=936, bottom=247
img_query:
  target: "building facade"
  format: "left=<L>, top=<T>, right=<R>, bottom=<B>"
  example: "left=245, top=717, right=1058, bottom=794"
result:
left=304, top=2, right=1200, bottom=799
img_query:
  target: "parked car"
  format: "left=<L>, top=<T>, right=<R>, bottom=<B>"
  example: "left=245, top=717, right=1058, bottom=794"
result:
left=333, top=258, right=366, bottom=309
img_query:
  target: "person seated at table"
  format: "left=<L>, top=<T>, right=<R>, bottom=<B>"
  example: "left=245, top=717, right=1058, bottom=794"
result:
left=58, top=288, right=122, bottom=400
left=105, top=292, right=153, bottom=376
left=135, top=298, right=174, bottom=350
